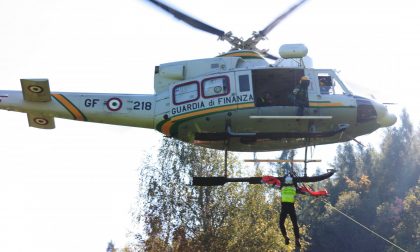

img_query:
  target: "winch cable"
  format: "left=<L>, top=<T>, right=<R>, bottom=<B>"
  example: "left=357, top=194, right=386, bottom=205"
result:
left=284, top=150, right=407, bottom=252
left=319, top=198, right=408, bottom=252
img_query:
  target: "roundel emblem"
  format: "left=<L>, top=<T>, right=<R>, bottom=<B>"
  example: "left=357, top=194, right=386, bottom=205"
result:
left=28, top=85, right=44, bottom=93
left=34, top=117, right=49, bottom=125
left=106, top=98, right=123, bottom=111
left=214, top=86, right=222, bottom=93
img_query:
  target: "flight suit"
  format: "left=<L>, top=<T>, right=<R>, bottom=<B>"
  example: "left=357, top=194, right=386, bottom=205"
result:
left=293, top=78, right=310, bottom=116
left=279, top=185, right=300, bottom=244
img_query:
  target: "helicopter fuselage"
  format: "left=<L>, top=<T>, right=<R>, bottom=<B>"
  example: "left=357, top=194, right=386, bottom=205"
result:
left=0, top=51, right=396, bottom=152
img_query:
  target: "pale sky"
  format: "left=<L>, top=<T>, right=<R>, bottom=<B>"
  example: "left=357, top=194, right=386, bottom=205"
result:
left=0, top=0, right=419, bottom=251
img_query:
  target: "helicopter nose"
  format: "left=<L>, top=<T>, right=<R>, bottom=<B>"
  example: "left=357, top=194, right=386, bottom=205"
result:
left=372, top=101, right=397, bottom=127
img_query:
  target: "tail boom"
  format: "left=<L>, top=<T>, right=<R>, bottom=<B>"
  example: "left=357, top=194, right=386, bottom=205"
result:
left=0, top=79, right=156, bottom=129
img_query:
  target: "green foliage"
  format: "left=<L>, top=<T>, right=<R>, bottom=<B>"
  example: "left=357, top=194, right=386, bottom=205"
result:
left=223, top=182, right=309, bottom=251
left=136, top=138, right=241, bottom=251
left=304, top=111, right=419, bottom=252
left=132, top=111, right=419, bottom=251
left=135, top=139, right=299, bottom=251
left=390, top=180, right=420, bottom=252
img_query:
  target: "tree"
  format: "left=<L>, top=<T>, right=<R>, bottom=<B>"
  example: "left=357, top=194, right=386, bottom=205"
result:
left=390, top=180, right=420, bottom=252
left=136, top=138, right=243, bottom=251
left=328, top=142, right=358, bottom=204
left=133, top=110, right=420, bottom=252
left=378, top=110, right=414, bottom=200
left=135, top=140, right=314, bottom=251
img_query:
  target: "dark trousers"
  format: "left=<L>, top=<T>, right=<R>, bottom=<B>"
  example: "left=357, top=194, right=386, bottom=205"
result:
left=297, top=105, right=304, bottom=116
left=295, top=99, right=307, bottom=116
left=279, top=202, right=300, bottom=240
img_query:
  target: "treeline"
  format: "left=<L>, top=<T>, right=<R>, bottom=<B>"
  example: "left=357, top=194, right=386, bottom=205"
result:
left=131, top=110, right=419, bottom=251
left=301, top=110, right=419, bottom=252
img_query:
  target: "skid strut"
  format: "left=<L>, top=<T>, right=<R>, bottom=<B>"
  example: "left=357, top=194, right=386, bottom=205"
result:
left=192, top=122, right=324, bottom=186
left=224, top=147, right=228, bottom=177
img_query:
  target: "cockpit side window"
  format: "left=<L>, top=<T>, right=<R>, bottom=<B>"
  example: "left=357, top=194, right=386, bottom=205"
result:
left=318, top=74, right=346, bottom=95
left=318, top=75, right=333, bottom=94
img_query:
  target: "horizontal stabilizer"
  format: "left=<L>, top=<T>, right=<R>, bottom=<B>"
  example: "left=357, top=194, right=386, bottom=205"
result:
left=21, top=79, right=51, bottom=102
left=27, top=113, right=55, bottom=129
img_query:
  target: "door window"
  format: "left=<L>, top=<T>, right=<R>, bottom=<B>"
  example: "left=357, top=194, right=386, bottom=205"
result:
left=238, top=74, right=250, bottom=92
left=173, top=81, right=199, bottom=105
left=202, top=76, right=229, bottom=98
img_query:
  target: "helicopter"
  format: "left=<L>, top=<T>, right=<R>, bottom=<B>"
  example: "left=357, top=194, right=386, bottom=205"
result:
left=0, top=0, right=396, bottom=165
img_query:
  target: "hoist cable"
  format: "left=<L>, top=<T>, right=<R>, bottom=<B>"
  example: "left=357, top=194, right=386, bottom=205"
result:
left=320, top=199, right=408, bottom=252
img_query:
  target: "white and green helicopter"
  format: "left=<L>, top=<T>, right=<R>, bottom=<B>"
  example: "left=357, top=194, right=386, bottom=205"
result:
left=0, top=0, right=396, bottom=184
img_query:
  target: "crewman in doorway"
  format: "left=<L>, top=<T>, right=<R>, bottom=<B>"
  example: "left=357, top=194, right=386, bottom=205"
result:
left=257, top=92, right=273, bottom=107
left=292, top=76, right=310, bottom=116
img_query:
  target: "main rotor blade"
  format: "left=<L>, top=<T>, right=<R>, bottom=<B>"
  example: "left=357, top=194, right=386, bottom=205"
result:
left=147, top=0, right=225, bottom=37
left=264, top=52, right=279, bottom=60
left=259, top=0, right=308, bottom=37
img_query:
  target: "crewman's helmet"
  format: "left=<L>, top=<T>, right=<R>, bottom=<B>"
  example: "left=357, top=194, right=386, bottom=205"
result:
left=300, top=76, right=309, bottom=83
left=285, top=174, right=293, bottom=184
